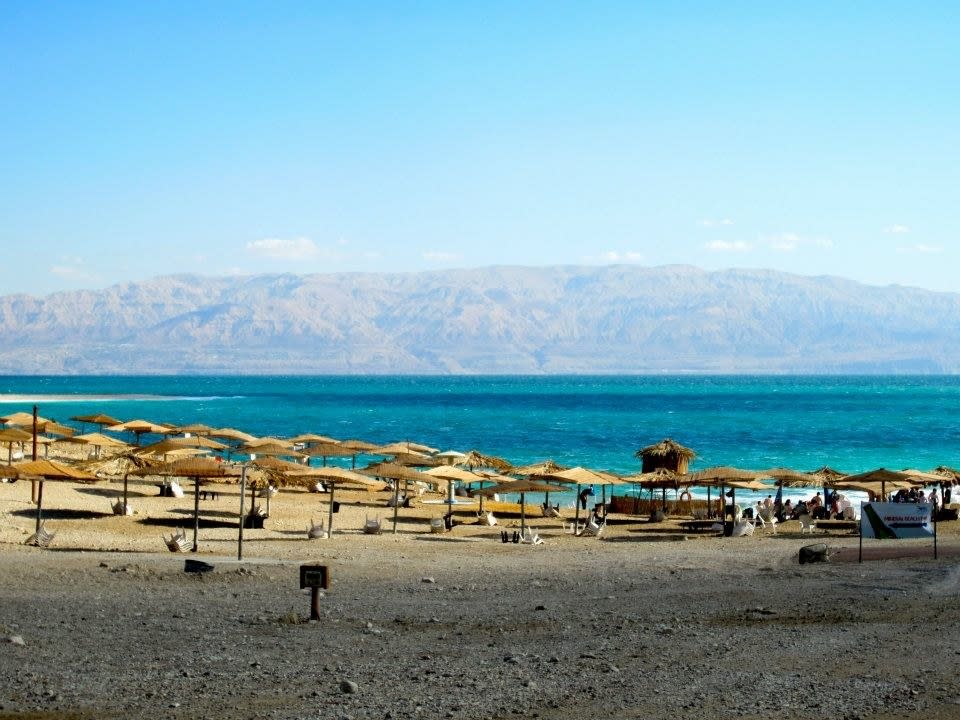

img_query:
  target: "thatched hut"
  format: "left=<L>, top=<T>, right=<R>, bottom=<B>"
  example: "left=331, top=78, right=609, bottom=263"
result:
left=635, top=438, right=696, bottom=474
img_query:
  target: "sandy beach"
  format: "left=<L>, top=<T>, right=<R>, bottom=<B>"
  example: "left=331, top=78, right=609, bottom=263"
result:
left=1, top=470, right=959, bottom=720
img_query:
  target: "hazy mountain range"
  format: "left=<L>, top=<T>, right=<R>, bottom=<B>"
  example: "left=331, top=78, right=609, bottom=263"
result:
left=1, top=265, right=959, bottom=374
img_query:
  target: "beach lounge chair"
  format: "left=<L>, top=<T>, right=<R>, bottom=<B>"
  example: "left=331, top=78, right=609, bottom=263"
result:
left=387, top=492, right=408, bottom=508
left=164, top=529, right=189, bottom=552
left=798, top=513, right=816, bottom=534
left=111, top=500, right=134, bottom=516
left=541, top=503, right=561, bottom=518
left=731, top=519, right=755, bottom=537
left=429, top=517, right=446, bottom=534
left=26, top=523, right=55, bottom=548
left=483, top=511, right=498, bottom=526
left=520, top=526, right=545, bottom=544
left=755, top=508, right=777, bottom=534
left=309, top=482, right=327, bottom=493
left=363, top=516, right=383, bottom=535
left=307, top=519, right=328, bottom=539
left=577, top=518, right=605, bottom=538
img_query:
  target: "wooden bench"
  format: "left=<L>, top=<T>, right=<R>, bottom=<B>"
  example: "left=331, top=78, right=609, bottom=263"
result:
left=812, top=519, right=858, bottom=533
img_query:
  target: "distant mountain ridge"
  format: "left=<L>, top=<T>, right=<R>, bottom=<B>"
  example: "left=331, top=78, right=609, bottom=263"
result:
left=1, top=265, right=959, bottom=374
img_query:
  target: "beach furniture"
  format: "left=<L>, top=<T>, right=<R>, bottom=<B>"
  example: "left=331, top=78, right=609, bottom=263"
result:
left=429, top=517, right=446, bottom=533
left=798, top=513, right=816, bottom=534
left=755, top=508, right=778, bottom=534
left=26, top=522, right=55, bottom=548
left=307, top=519, right=328, bottom=539
left=731, top=519, right=755, bottom=537
left=483, top=511, right=498, bottom=526
left=111, top=500, right=134, bottom=516
left=519, top=526, right=544, bottom=544
left=164, top=529, right=190, bottom=552
left=363, top=516, right=383, bottom=535
left=577, top=518, right=605, bottom=538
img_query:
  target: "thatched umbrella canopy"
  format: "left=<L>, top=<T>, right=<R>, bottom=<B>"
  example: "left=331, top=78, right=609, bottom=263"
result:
left=359, top=461, right=428, bottom=534
left=635, top=438, right=696, bottom=474
left=305, top=442, right=359, bottom=468
left=512, top=459, right=568, bottom=476
left=15, top=459, right=100, bottom=538
left=456, top=450, right=513, bottom=473
left=289, top=433, right=340, bottom=446
left=290, top=466, right=388, bottom=536
left=1, top=411, right=52, bottom=427
left=70, top=413, right=122, bottom=431
left=208, top=427, right=257, bottom=443
left=106, top=420, right=173, bottom=446
left=131, top=457, right=240, bottom=552
left=933, top=466, right=960, bottom=482
left=36, top=421, right=75, bottom=438
left=541, top=466, right=623, bottom=527
left=0, top=427, right=33, bottom=465
left=56, top=432, right=131, bottom=460
left=239, top=441, right=305, bottom=459
left=136, top=436, right=227, bottom=460
left=172, top=423, right=216, bottom=436
left=339, top=439, right=380, bottom=453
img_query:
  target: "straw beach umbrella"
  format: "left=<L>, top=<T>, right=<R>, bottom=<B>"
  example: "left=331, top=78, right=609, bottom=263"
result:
left=0, top=427, right=32, bottom=465
left=70, top=413, right=122, bottom=431
left=290, top=466, right=387, bottom=536
left=130, top=457, right=240, bottom=552
left=475, top=478, right=567, bottom=537
left=542, top=466, right=622, bottom=528
left=360, top=462, right=426, bottom=533
left=107, top=420, right=172, bottom=446
left=15, top=459, right=100, bottom=538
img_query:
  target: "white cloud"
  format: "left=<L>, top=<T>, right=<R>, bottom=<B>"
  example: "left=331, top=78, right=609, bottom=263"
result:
left=705, top=240, right=750, bottom=252
left=763, top=233, right=832, bottom=252
left=49, top=256, right=88, bottom=277
left=582, top=250, right=645, bottom=264
left=898, top=243, right=942, bottom=254
left=700, top=218, right=734, bottom=228
left=246, top=237, right=320, bottom=260
left=884, top=224, right=911, bottom=234
left=422, top=250, right=460, bottom=263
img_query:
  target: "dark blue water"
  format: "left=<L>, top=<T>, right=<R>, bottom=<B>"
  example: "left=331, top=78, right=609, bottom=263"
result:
left=2, top=375, right=959, bottom=476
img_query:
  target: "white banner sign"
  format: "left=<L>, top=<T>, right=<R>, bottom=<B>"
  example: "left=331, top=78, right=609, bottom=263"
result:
left=860, top=502, right=933, bottom=539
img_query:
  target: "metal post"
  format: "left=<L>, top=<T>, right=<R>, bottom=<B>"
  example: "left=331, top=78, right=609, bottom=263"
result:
left=391, top=478, right=399, bottom=534
left=192, top=478, right=200, bottom=552
left=327, top=483, right=336, bottom=537
left=35, top=481, right=44, bottom=533
left=310, top=587, right=321, bottom=621
left=238, top=465, right=247, bottom=560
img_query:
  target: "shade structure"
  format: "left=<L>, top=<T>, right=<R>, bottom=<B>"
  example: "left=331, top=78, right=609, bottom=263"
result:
left=0, top=427, right=33, bottom=465
left=289, top=466, right=388, bottom=536
left=56, top=432, right=130, bottom=459
left=172, top=423, right=216, bottom=436
left=831, top=468, right=926, bottom=500
left=106, top=420, right=173, bottom=445
left=635, top=438, right=697, bottom=474
left=542, top=466, right=623, bottom=527
left=70, top=413, right=122, bottom=429
left=456, top=449, right=513, bottom=473
left=475, top=478, right=567, bottom=536
left=209, top=427, right=258, bottom=443
left=288, top=433, right=340, bottom=445
left=241, top=442, right=307, bottom=460
left=1, top=411, right=52, bottom=427
left=339, top=439, right=379, bottom=453
left=360, top=462, right=426, bottom=534
left=374, top=440, right=439, bottom=456
left=304, top=442, right=357, bottom=467
left=14, top=459, right=100, bottom=537
left=136, top=436, right=228, bottom=459
left=511, top=459, right=569, bottom=476
left=131, top=457, right=240, bottom=552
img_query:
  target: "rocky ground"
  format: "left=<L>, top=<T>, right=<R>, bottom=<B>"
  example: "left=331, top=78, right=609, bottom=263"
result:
left=1, top=478, right=958, bottom=720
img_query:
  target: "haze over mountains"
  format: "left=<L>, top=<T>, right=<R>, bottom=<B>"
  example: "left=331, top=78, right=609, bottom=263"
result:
left=1, top=265, right=958, bottom=375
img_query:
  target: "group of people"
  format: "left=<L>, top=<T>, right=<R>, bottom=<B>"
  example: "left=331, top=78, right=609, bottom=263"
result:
left=891, top=482, right=954, bottom=505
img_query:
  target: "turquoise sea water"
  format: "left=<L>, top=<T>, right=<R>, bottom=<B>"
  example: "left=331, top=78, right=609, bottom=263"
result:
left=1, top=375, right=958, bottom=505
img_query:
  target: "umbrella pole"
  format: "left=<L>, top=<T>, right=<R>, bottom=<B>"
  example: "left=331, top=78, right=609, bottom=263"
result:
left=35, top=480, right=44, bottom=534
left=327, top=484, right=336, bottom=537
left=238, top=465, right=247, bottom=560
left=192, top=478, right=200, bottom=552
left=392, top=477, right=399, bottom=534
left=707, top=486, right=712, bottom=518
left=123, top=473, right=129, bottom=510
left=574, top=484, right=580, bottom=534
left=520, top=491, right=526, bottom=537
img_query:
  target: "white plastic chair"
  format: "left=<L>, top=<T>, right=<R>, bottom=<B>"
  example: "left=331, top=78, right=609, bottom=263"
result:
left=798, top=513, right=816, bottom=534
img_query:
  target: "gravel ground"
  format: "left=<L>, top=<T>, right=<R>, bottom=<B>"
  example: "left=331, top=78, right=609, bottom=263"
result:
left=1, top=479, right=959, bottom=720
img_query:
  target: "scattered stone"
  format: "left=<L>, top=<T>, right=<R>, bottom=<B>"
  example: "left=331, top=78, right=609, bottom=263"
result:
left=8, top=636, right=25, bottom=646
left=421, top=577, right=436, bottom=584
left=340, top=680, right=359, bottom=694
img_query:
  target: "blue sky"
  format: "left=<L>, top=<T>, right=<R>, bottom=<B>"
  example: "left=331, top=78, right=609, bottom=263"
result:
left=2, top=2, right=957, bottom=296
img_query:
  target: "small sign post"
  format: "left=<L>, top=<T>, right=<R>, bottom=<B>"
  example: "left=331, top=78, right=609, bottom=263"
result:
left=300, top=564, right=330, bottom=621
